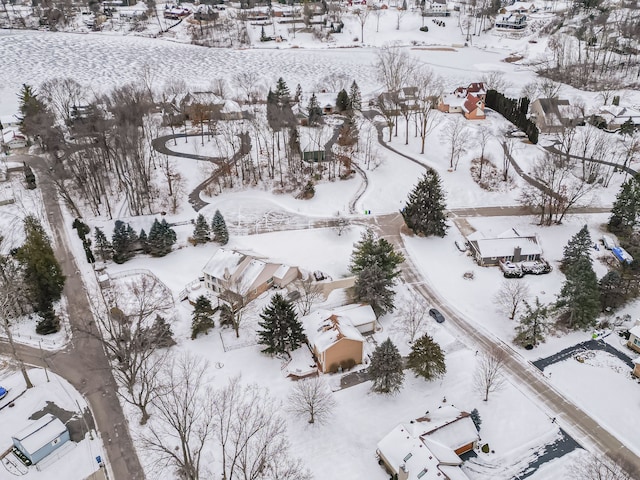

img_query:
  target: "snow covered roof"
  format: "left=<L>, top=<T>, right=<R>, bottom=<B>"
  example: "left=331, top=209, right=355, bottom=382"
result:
left=377, top=424, right=444, bottom=480
left=462, top=94, right=484, bottom=115
left=273, top=264, right=294, bottom=280
left=419, top=407, right=479, bottom=452
left=441, top=94, right=466, bottom=108
left=440, top=465, right=473, bottom=480
left=299, top=125, right=333, bottom=152
left=221, top=99, right=242, bottom=113
left=12, top=414, right=67, bottom=454
left=598, top=106, right=640, bottom=124
left=304, top=310, right=364, bottom=353
left=332, top=304, right=377, bottom=328
left=236, top=258, right=269, bottom=295
left=286, top=345, right=318, bottom=377
left=202, top=249, right=245, bottom=280
left=629, top=325, right=640, bottom=339
left=474, top=236, right=541, bottom=258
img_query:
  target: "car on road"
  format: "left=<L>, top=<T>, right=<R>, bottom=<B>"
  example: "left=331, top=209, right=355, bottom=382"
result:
left=429, top=308, right=445, bottom=323
left=0, top=386, right=7, bottom=400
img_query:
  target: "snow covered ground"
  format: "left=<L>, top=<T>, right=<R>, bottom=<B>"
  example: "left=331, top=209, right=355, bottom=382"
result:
left=1, top=12, right=640, bottom=480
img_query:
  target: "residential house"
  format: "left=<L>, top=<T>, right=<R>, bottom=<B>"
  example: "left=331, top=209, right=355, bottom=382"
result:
left=164, top=4, right=191, bottom=19
left=530, top=98, right=583, bottom=134
left=377, top=406, right=480, bottom=480
left=194, top=4, right=219, bottom=21
left=12, top=414, right=70, bottom=465
left=423, top=0, right=450, bottom=15
left=202, top=249, right=299, bottom=309
left=303, top=309, right=365, bottom=373
left=597, top=105, right=640, bottom=131
left=628, top=323, right=640, bottom=354
left=438, top=85, right=486, bottom=120
left=501, top=1, right=537, bottom=14
left=299, top=124, right=333, bottom=162
left=466, top=228, right=542, bottom=266
left=495, top=13, right=527, bottom=30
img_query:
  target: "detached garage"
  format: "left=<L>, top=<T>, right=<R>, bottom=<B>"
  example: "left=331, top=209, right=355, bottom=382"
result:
left=12, top=414, right=70, bottom=465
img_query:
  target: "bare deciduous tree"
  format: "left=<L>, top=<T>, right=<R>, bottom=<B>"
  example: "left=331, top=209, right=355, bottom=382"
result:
left=568, top=452, right=639, bottom=480
left=288, top=376, right=336, bottom=424
left=294, top=275, right=324, bottom=316
left=397, top=292, right=428, bottom=342
left=444, top=117, right=470, bottom=170
left=494, top=280, right=530, bottom=320
left=40, top=77, right=87, bottom=126
left=353, top=7, right=370, bottom=43
left=474, top=347, right=507, bottom=401
left=233, top=72, right=261, bottom=104
left=413, top=68, right=442, bottom=155
left=477, top=126, right=492, bottom=179
left=141, top=353, right=215, bottom=480
left=214, top=377, right=312, bottom=480
left=375, top=44, right=417, bottom=95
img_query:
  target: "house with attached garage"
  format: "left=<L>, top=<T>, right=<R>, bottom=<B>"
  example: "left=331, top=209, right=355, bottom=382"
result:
left=376, top=406, right=479, bottom=480
left=438, top=83, right=486, bottom=120
left=202, top=249, right=299, bottom=310
left=11, top=414, right=70, bottom=465
left=596, top=105, right=640, bottom=131
left=303, top=308, right=366, bottom=373
left=529, top=98, right=583, bottom=134
left=466, top=228, right=542, bottom=266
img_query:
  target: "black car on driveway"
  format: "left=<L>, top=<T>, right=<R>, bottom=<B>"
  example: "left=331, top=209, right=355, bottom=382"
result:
left=429, top=308, right=445, bottom=323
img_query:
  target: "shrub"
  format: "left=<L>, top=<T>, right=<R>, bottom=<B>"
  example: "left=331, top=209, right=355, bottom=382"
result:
left=481, top=443, right=490, bottom=453
left=420, top=26, right=429, bottom=32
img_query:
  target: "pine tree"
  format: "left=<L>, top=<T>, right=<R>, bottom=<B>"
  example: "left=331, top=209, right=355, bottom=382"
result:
left=15, top=216, right=65, bottom=315
left=406, top=333, right=446, bottom=380
left=514, top=297, right=550, bottom=347
left=112, top=221, right=137, bottom=264
left=36, top=306, right=61, bottom=335
left=369, top=338, right=404, bottom=394
left=149, top=315, right=176, bottom=348
left=556, top=257, right=600, bottom=329
left=274, top=77, right=290, bottom=103
left=349, top=81, right=362, bottom=111
left=336, top=89, right=350, bottom=112
left=192, top=213, right=210, bottom=245
left=599, top=270, right=625, bottom=311
left=294, top=83, right=303, bottom=103
left=147, top=219, right=176, bottom=257
left=402, top=170, right=448, bottom=237
left=191, top=295, right=216, bottom=340
left=470, top=408, right=482, bottom=432
left=211, top=209, right=229, bottom=245
left=609, top=174, right=640, bottom=235
left=218, top=303, right=234, bottom=328
left=349, top=229, right=404, bottom=315
left=307, top=93, right=322, bottom=126
left=560, top=225, right=592, bottom=273
left=257, top=293, right=306, bottom=355
left=94, top=227, right=113, bottom=262
left=139, top=229, right=150, bottom=254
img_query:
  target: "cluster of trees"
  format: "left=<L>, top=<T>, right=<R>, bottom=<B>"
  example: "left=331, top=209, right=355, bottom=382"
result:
left=368, top=335, right=446, bottom=394
left=192, top=210, right=229, bottom=245
left=93, top=218, right=177, bottom=265
left=10, top=216, right=65, bottom=334
left=485, top=90, right=538, bottom=144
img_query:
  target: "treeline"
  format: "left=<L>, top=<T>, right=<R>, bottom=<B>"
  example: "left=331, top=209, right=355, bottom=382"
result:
left=485, top=90, right=538, bottom=144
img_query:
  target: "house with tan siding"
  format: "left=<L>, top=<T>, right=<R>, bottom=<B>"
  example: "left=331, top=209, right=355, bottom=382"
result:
left=628, top=323, right=640, bottom=354
left=303, top=309, right=365, bottom=373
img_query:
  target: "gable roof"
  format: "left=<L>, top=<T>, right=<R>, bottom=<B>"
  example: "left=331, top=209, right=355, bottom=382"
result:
left=202, top=249, right=246, bottom=280
left=332, top=303, right=377, bottom=328
left=466, top=82, right=486, bottom=95
left=630, top=325, right=640, bottom=339
left=418, top=407, right=479, bottom=452
left=304, top=310, right=365, bottom=353
left=462, top=94, right=484, bottom=115
left=467, top=229, right=541, bottom=258
left=12, top=414, right=67, bottom=453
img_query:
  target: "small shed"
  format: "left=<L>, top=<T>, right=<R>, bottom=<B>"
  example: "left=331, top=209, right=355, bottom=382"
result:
left=12, top=414, right=70, bottom=465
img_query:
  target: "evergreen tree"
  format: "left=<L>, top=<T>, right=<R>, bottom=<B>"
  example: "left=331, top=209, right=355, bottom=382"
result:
left=191, top=295, right=216, bottom=340
left=112, top=221, right=136, bottom=264
left=147, top=219, right=176, bottom=257
left=139, top=228, right=149, bottom=254
left=274, top=77, right=290, bottom=103
left=599, top=270, right=625, bottom=311
left=336, top=89, right=350, bottom=112
left=514, top=297, right=551, bottom=347
left=307, top=93, right=322, bottom=126
left=211, top=209, right=229, bottom=245
left=560, top=225, right=592, bottom=273
left=402, top=170, right=448, bottom=237
left=94, top=227, right=112, bottom=262
left=349, top=229, right=404, bottom=315
left=349, top=81, right=362, bottom=111
left=609, top=174, right=640, bottom=235
left=149, top=315, right=176, bottom=348
left=257, top=293, right=306, bottom=355
left=406, top=333, right=446, bottom=380
left=218, top=303, right=234, bottom=328
left=36, top=306, right=61, bottom=335
left=369, top=338, right=404, bottom=394
left=15, top=216, right=65, bottom=314
left=470, top=408, right=482, bottom=432
left=192, top=213, right=211, bottom=245
left=555, top=257, right=600, bottom=329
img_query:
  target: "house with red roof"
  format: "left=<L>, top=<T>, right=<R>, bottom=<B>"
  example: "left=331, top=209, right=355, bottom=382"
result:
left=438, top=83, right=486, bottom=120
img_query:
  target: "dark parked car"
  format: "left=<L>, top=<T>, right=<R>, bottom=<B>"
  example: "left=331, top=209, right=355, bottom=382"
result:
left=429, top=308, right=445, bottom=323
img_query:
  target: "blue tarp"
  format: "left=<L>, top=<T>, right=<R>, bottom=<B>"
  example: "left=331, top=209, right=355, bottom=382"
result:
left=612, top=246, right=633, bottom=264
left=0, top=386, right=6, bottom=398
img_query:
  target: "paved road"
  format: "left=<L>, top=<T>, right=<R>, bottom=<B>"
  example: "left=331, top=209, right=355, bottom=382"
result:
left=0, top=154, right=145, bottom=480
left=368, top=213, right=640, bottom=475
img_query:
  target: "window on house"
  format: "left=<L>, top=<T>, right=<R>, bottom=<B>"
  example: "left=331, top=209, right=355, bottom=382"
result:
left=267, top=277, right=273, bottom=285
left=634, top=338, right=640, bottom=347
